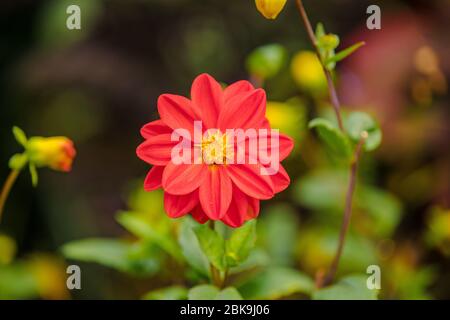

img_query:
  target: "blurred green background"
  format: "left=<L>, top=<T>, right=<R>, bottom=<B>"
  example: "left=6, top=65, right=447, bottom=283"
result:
left=0, top=0, right=449, bottom=299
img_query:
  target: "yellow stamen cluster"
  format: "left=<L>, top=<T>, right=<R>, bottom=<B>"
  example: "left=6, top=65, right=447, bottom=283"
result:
left=200, top=130, right=234, bottom=165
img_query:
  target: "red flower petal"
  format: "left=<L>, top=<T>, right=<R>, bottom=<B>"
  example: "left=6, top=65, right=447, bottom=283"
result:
left=164, top=191, right=199, bottom=218
left=271, top=164, right=290, bottom=193
left=223, top=80, right=254, bottom=103
left=245, top=196, right=260, bottom=221
left=140, top=120, right=172, bottom=138
left=191, top=73, right=223, bottom=129
left=144, top=166, right=164, bottom=191
left=162, top=162, right=207, bottom=195
left=158, top=94, right=196, bottom=135
left=221, top=186, right=248, bottom=228
left=136, top=134, right=176, bottom=166
left=199, top=166, right=232, bottom=220
left=225, top=164, right=274, bottom=200
left=248, top=131, right=294, bottom=162
left=218, top=89, right=266, bottom=131
left=279, top=134, right=294, bottom=161
left=191, top=205, right=209, bottom=224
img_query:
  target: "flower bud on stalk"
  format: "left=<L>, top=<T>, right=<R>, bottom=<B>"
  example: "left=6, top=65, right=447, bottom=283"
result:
left=255, top=0, right=287, bottom=20
left=27, top=137, right=76, bottom=172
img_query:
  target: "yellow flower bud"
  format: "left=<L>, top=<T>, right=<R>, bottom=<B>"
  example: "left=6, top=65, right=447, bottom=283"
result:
left=27, top=137, right=76, bottom=172
left=291, top=51, right=327, bottom=92
left=255, top=0, right=287, bottom=20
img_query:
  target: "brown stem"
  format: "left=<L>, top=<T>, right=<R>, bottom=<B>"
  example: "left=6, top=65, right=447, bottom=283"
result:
left=294, top=0, right=344, bottom=131
left=0, top=169, right=20, bottom=223
left=321, top=134, right=367, bottom=286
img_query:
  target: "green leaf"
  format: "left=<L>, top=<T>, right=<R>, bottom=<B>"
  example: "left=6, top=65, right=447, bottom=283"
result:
left=8, top=153, right=28, bottom=170
left=238, top=267, right=314, bottom=299
left=188, top=284, right=219, bottom=300
left=178, top=217, right=210, bottom=277
left=0, top=263, right=38, bottom=299
left=313, top=275, right=378, bottom=300
left=229, top=249, right=270, bottom=274
left=193, top=224, right=226, bottom=271
left=293, top=169, right=347, bottom=211
left=116, top=211, right=183, bottom=262
left=188, top=285, right=243, bottom=300
left=246, top=44, right=287, bottom=80
left=12, top=126, right=27, bottom=147
left=326, top=42, right=365, bottom=65
left=29, top=163, right=38, bottom=187
left=344, top=112, right=382, bottom=151
left=61, top=238, right=159, bottom=275
left=315, top=23, right=325, bottom=39
left=62, top=238, right=133, bottom=272
left=225, top=220, right=256, bottom=267
left=357, top=186, right=403, bottom=237
left=215, top=287, right=243, bottom=300
left=259, top=204, right=299, bottom=266
left=142, top=286, right=188, bottom=300
left=309, top=118, right=352, bottom=159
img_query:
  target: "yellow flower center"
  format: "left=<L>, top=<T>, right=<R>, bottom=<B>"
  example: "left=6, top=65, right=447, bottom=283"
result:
left=199, top=130, right=233, bottom=165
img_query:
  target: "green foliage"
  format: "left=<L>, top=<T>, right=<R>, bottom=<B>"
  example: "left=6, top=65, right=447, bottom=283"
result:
left=215, top=287, right=243, bottom=300
left=294, top=168, right=402, bottom=237
left=8, top=153, right=28, bottom=171
left=357, top=186, right=403, bottom=237
left=178, top=217, right=210, bottom=277
left=258, top=204, right=299, bottom=266
left=29, top=163, right=39, bottom=187
left=296, top=227, right=377, bottom=275
left=345, top=112, right=382, bottom=151
left=325, top=42, right=365, bottom=66
left=225, top=220, right=256, bottom=267
left=238, top=267, right=314, bottom=299
left=313, top=275, right=378, bottom=300
left=142, top=286, right=188, bottom=300
left=315, top=23, right=364, bottom=70
left=0, top=263, right=38, bottom=299
left=61, top=238, right=159, bottom=276
left=116, top=211, right=183, bottom=263
left=309, top=118, right=352, bottom=160
left=193, top=224, right=226, bottom=271
left=246, top=44, right=287, bottom=80
left=294, top=169, right=347, bottom=212
left=12, top=126, right=27, bottom=147
left=188, top=284, right=243, bottom=300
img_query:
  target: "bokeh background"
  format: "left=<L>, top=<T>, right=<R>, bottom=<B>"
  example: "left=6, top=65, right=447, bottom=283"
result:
left=0, top=0, right=449, bottom=299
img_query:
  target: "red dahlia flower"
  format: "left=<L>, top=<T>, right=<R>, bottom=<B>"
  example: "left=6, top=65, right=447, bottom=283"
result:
left=137, top=74, right=294, bottom=227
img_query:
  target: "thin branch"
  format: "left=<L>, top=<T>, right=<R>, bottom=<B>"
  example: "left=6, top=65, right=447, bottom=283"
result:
left=294, top=0, right=344, bottom=131
left=321, top=133, right=367, bottom=286
left=0, top=169, right=20, bottom=223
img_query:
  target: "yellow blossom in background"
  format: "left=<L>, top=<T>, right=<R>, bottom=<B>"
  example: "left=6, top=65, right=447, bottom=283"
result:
left=266, top=100, right=306, bottom=147
left=27, top=137, right=76, bottom=172
left=0, top=234, right=16, bottom=265
left=291, top=51, right=327, bottom=92
left=255, top=0, right=287, bottom=19
left=28, top=254, right=70, bottom=300
left=425, top=207, right=450, bottom=256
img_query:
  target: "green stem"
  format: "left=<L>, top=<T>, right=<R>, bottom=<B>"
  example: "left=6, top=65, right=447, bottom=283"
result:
left=208, top=220, right=228, bottom=288
left=294, top=0, right=368, bottom=287
left=294, top=0, right=344, bottom=131
left=321, top=134, right=367, bottom=286
left=208, top=221, right=223, bottom=287
left=0, top=169, right=20, bottom=223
